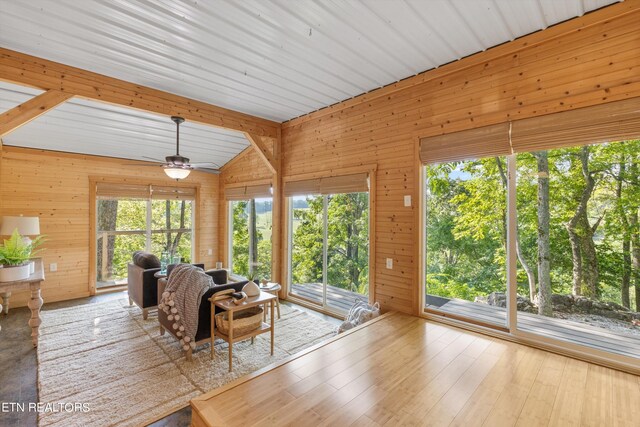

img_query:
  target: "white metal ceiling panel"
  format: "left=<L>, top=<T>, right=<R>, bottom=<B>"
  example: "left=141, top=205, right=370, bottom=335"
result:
left=0, top=81, right=42, bottom=113
left=0, top=0, right=621, bottom=123
left=0, top=82, right=249, bottom=165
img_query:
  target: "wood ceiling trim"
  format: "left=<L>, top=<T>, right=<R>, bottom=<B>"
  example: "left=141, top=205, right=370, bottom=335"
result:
left=0, top=89, right=73, bottom=137
left=0, top=47, right=280, bottom=138
left=244, top=132, right=277, bottom=174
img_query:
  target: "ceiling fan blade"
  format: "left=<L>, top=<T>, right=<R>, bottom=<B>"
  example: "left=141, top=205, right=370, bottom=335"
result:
left=142, top=156, right=165, bottom=162
left=122, top=163, right=163, bottom=167
left=189, top=162, right=220, bottom=168
left=192, top=167, right=221, bottom=174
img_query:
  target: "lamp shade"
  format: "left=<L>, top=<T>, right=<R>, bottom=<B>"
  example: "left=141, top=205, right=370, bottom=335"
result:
left=0, top=216, right=40, bottom=236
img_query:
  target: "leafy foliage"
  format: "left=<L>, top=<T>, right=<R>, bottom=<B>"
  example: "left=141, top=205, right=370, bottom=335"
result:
left=97, top=199, right=193, bottom=282
left=230, top=199, right=272, bottom=281
left=291, top=193, right=369, bottom=296
left=0, top=230, right=32, bottom=266
left=425, top=140, right=640, bottom=313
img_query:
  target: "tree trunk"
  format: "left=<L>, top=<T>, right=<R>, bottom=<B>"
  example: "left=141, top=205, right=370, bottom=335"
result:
left=565, top=146, right=599, bottom=297
left=97, top=200, right=118, bottom=281
left=581, top=213, right=600, bottom=298
left=622, top=238, right=631, bottom=309
left=249, top=199, right=258, bottom=274
left=495, top=157, right=537, bottom=301
left=346, top=194, right=364, bottom=293
left=170, top=201, right=186, bottom=258
left=535, top=151, right=553, bottom=316
left=631, top=211, right=640, bottom=312
left=165, top=200, right=172, bottom=255
left=567, top=226, right=583, bottom=296
left=615, top=158, right=631, bottom=308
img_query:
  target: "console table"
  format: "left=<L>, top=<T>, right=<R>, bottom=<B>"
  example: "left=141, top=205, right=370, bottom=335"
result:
left=0, top=258, right=45, bottom=347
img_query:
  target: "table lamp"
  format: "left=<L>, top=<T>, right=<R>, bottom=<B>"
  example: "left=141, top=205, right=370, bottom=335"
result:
left=1, top=215, right=41, bottom=242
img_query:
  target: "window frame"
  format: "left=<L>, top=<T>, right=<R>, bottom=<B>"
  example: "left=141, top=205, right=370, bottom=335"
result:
left=227, top=197, right=274, bottom=280
left=89, top=177, right=200, bottom=293
left=418, top=152, right=640, bottom=374
left=283, top=165, right=377, bottom=316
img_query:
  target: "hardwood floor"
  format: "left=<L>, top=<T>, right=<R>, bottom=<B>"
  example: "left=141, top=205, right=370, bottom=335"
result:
left=191, top=312, right=640, bottom=427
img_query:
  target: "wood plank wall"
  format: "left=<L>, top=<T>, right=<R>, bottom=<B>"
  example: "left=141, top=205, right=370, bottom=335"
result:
left=221, top=2, right=640, bottom=315
left=0, top=146, right=220, bottom=308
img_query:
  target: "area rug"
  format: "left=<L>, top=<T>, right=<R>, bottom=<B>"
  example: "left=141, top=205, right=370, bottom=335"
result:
left=36, top=298, right=336, bottom=427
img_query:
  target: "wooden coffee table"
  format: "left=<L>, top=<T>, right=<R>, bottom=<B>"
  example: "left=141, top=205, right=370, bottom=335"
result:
left=210, top=291, right=276, bottom=371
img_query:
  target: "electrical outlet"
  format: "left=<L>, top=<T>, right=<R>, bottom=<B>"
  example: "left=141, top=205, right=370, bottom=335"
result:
left=404, top=195, right=412, bottom=207
left=207, top=248, right=213, bottom=256
left=386, top=258, right=393, bottom=269
left=50, top=263, right=57, bottom=272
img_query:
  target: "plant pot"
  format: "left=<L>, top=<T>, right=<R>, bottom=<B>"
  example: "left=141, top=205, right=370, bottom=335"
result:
left=242, top=281, right=261, bottom=297
left=0, top=263, right=31, bottom=282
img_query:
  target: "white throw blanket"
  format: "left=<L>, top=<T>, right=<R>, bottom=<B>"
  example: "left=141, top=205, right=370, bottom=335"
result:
left=158, top=264, right=212, bottom=350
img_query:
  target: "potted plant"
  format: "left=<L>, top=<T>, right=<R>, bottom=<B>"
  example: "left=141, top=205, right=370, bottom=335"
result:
left=0, top=230, right=33, bottom=281
left=242, top=270, right=261, bottom=297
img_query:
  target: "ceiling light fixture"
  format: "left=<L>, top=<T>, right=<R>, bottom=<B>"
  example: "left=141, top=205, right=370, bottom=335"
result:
left=164, top=166, right=191, bottom=180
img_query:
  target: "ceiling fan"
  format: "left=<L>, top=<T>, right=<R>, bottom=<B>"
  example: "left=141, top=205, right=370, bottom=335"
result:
left=132, top=116, right=221, bottom=180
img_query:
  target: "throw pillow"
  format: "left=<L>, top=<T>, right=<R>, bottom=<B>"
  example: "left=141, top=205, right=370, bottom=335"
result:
left=132, top=251, right=161, bottom=269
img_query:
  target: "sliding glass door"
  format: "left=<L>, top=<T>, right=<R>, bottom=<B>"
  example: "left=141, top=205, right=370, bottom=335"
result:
left=228, top=197, right=273, bottom=280
left=423, top=140, right=640, bottom=362
left=514, top=141, right=640, bottom=359
left=289, top=191, right=370, bottom=313
left=424, top=157, right=508, bottom=328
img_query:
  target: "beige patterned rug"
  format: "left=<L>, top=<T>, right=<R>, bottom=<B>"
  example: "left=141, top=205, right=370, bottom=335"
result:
left=36, top=298, right=336, bottom=427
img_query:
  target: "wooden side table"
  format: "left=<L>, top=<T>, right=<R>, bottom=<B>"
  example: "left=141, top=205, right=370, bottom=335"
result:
left=260, top=283, right=281, bottom=320
left=210, top=291, right=276, bottom=371
left=0, top=258, right=45, bottom=347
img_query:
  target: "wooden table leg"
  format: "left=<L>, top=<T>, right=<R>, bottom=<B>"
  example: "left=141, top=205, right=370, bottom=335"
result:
left=270, top=299, right=274, bottom=355
left=210, top=302, right=215, bottom=360
left=275, top=295, right=281, bottom=319
left=1, top=292, right=11, bottom=314
left=228, top=310, right=234, bottom=372
left=28, top=284, right=43, bottom=348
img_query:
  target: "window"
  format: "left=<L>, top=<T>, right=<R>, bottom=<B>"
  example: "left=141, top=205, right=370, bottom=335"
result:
left=421, top=97, right=640, bottom=364
left=288, top=189, right=370, bottom=314
left=424, top=157, right=507, bottom=327
left=228, top=197, right=273, bottom=280
left=515, top=141, right=640, bottom=359
left=95, top=183, right=195, bottom=288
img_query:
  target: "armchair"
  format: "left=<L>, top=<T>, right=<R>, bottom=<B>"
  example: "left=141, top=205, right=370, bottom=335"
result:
left=157, top=268, right=250, bottom=360
left=127, top=250, right=203, bottom=319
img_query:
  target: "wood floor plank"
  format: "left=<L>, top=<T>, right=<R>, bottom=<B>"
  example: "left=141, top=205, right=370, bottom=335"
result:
left=250, top=383, right=336, bottom=426
left=419, top=341, right=507, bottom=427
left=515, top=352, right=566, bottom=427
left=481, top=348, right=546, bottom=427
left=449, top=343, right=529, bottom=427
left=190, top=313, right=640, bottom=427
left=547, top=358, right=589, bottom=427
left=581, top=364, right=613, bottom=427
left=611, top=369, right=640, bottom=427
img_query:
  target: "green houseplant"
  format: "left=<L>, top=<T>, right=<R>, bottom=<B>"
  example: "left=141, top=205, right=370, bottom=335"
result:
left=243, top=269, right=261, bottom=297
left=0, top=230, right=45, bottom=281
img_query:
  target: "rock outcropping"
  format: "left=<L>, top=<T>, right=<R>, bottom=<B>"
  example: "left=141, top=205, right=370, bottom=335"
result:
left=476, top=292, right=640, bottom=322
